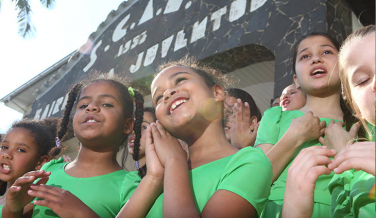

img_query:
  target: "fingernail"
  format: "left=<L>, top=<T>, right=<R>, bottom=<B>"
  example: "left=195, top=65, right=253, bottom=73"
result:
left=237, top=99, right=241, bottom=103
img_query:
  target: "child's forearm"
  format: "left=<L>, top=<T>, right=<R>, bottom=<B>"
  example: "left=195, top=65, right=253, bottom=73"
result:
left=163, top=158, right=199, bottom=218
left=265, top=131, right=305, bottom=182
left=2, top=203, right=23, bottom=218
left=117, top=175, right=163, bottom=218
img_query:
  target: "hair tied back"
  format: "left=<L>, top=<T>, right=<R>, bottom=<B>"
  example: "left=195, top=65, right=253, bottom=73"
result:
left=55, top=137, right=61, bottom=148
left=128, top=87, right=135, bottom=98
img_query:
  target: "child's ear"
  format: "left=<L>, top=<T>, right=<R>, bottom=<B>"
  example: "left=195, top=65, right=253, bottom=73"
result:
left=249, top=116, right=258, bottom=131
left=212, top=84, right=226, bottom=102
left=293, top=75, right=300, bottom=89
left=123, top=118, right=134, bottom=135
left=35, top=155, right=50, bottom=170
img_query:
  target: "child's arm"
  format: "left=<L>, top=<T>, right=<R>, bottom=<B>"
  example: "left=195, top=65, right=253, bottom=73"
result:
left=257, top=112, right=326, bottom=181
left=230, top=100, right=260, bottom=149
left=116, top=126, right=164, bottom=218
left=283, top=146, right=336, bottom=218
left=329, top=141, right=375, bottom=176
left=2, top=170, right=50, bottom=218
left=27, top=185, right=100, bottom=218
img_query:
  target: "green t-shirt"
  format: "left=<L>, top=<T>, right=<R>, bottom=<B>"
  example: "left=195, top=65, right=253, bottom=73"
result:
left=123, top=146, right=273, bottom=217
left=31, top=158, right=129, bottom=218
left=329, top=124, right=375, bottom=218
left=255, top=106, right=341, bottom=218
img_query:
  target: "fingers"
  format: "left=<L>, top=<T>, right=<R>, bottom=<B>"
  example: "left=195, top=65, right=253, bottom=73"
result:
left=150, top=123, right=161, bottom=139
left=30, top=185, right=63, bottom=196
left=243, top=101, right=251, bottom=123
left=319, top=120, right=326, bottom=129
left=155, top=120, right=167, bottom=137
left=145, top=126, right=153, bottom=147
left=318, top=136, right=325, bottom=145
left=349, top=122, right=360, bottom=137
left=304, top=166, right=332, bottom=182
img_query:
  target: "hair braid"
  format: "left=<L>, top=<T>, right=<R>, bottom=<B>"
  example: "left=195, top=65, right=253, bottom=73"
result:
left=57, top=84, right=83, bottom=141
left=132, top=90, right=145, bottom=177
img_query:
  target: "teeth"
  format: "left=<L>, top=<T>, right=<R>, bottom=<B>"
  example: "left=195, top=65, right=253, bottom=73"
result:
left=131, top=140, right=134, bottom=143
left=86, top=119, right=96, bottom=123
left=3, top=164, right=9, bottom=170
left=312, top=69, right=325, bottom=75
left=170, top=99, right=187, bottom=113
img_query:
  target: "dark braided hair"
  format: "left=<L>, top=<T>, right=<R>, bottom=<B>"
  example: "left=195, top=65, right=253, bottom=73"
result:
left=292, top=32, right=357, bottom=130
left=131, top=107, right=156, bottom=178
left=57, top=77, right=144, bottom=168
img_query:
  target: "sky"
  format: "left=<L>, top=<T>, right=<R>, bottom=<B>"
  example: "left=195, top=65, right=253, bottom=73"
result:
left=0, top=0, right=126, bottom=133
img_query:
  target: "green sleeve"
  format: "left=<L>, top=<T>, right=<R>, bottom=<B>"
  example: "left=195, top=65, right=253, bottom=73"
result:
left=217, top=147, right=273, bottom=216
left=329, top=170, right=375, bottom=218
left=120, top=171, right=142, bottom=206
left=40, top=157, right=64, bottom=171
left=255, top=106, right=282, bottom=146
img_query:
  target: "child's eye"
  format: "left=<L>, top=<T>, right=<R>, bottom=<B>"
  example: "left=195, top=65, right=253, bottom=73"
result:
left=0, top=145, right=8, bottom=150
left=17, top=148, right=26, bottom=153
left=79, top=104, right=88, bottom=109
left=356, top=78, right=370, bottom=87
left=175, top=77, right=187, bottom=85
left=142, top=126, right=148, bottom=130
left=154, top=95, right=163, bottom=105
left=300, top=54, right=309, bottom=60
left=323, top=50, right=332, bottom=55
left=291, top=91, right=296, bottom=95
left=103, top=103, right=113, bottom=107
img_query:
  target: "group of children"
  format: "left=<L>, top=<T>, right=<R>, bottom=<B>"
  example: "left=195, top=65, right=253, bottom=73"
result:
left=0, top=25, right=373, bottom=218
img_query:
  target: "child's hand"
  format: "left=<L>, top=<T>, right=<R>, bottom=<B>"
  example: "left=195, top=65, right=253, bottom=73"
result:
left=145, top=125, right=165, bottom=181
left=150, top=121, right=187, bottom=167
left=319, top=120, right=359, bottom=152
left=283, top=146, right=336, bottom=218
left=328, top=141, right=375, bottom=176
left=4, top=170, right=50, bottom=214
left=288, top=112, right=326, bottom=144
left=230, top=99, right=259, bottom=149
left=28, top=185, right=99, bottom=218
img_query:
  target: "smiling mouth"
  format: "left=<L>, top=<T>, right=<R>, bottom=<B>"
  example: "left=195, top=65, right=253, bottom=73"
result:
left=282, top=100, right=290, bottom=107
left=170, top=99, right=187, bottom=114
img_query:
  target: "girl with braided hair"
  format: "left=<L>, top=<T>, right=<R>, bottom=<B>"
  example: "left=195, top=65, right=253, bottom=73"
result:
left=2, top=77, right=144, bottom=218
left=128, top=107, right=156, bottom=178
left=0, top=119, right=61, bottom=217
left=118, top=58, right=272, bottom=217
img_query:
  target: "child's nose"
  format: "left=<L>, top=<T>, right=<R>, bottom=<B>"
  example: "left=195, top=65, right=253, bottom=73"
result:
left=2, top=151, right=12, bottom=160
left=86, top=102, right=100, bottom=112
left=164, top=89, right=178, bottom=102
left=311, top=54, right=323, bottom=64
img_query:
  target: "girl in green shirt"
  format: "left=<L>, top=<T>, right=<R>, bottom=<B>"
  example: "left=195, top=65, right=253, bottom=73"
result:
left=257, top=32, right=357, bottom=218
left=2, top=76, right=144, bottom=218
left=118, top=58, right=273, bottom=217
left=283, top=26, right=375, bottom=218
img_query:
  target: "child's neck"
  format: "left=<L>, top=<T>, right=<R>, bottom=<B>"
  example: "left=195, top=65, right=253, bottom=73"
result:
left=186, top=120, right=238, bottom=169
left=300, top=92, right=343, bottom=120
left=65, top=146, right=122, bottom=178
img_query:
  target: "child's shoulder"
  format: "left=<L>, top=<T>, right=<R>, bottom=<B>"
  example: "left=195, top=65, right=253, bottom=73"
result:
left=41, top=157, right=66, bottom=171
left=225, top=147, right=272, bottom=173
left=262, top=106, right=303, bottom=124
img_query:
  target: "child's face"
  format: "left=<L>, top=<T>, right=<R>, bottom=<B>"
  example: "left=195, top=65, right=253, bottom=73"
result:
left=0, top=128, right=41, bottom=185
left=151, top=66, right=223, bottom=137
left=128, top=111, right=155, bottom=158
left=73, top=81, right=133, bottom=148
left=280, top=84, right=306, bottom=111
left=344, top=34, right=375, bottom=125
left=294, top=35, right=340, bottom=95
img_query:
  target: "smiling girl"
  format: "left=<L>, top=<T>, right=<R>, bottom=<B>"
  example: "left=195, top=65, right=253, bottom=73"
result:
left=118, top=58, right=272, bottom=218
